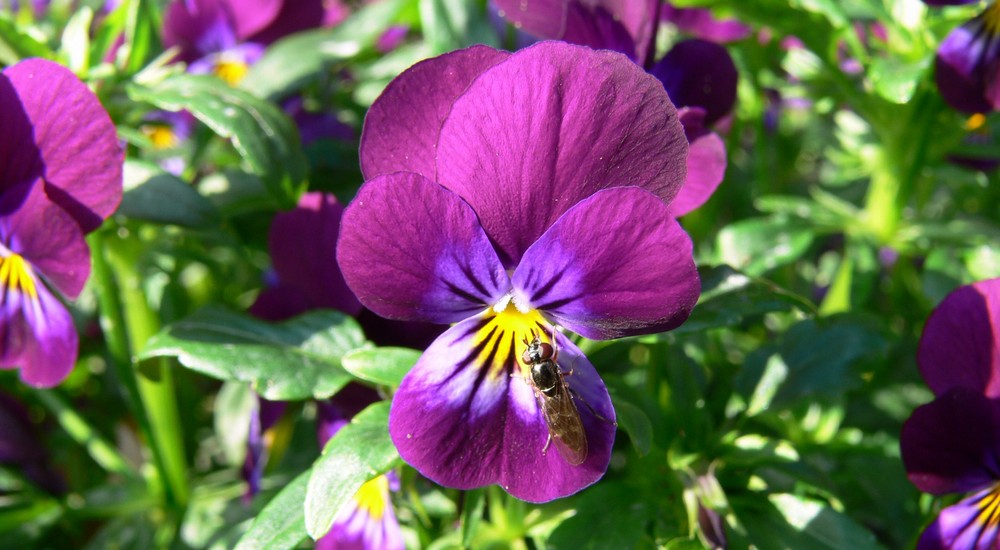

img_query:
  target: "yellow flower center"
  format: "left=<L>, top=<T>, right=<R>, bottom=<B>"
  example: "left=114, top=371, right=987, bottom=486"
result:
left=965, top=113, right=987, bottom=132
left=354, top=475, right=390, bottom=521
left=0, top=253, right=38, bottom=298
left=141, top=124, right=179, bottom=149
left=214, top=59, right=249, bottom=86
left=975, top=483, right=1000, bottom=529
left=475, top=305, right=552, bottom=379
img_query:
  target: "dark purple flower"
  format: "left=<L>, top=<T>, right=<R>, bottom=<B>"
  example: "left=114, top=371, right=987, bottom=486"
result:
left=901, top=388, right=1000, bottom=549
left=917, top=278, right=1000, bottom=398
left=0, top=58, right=122, bottom=387
left=0, top=390, right=64, bottom=494
left=491, top=0, right=732, bottom=213
left=341, top=42, right=700, bottom=502
left=315, top=385, right=404, bottom=550
left=241, top=396, right=288, bottom=498
left=922, top=1, right=1000, bottom=113
left=901, top=278, right=1000, bottom=548
left=661, top=3, right=751, bottom=43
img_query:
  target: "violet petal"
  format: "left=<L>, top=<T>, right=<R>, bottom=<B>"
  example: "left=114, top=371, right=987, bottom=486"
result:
left=389, top=315, right=615, bottom=502
left=437, top=41, right=688, bottom=266
left=917, top=485, right=1000, bottom=550
left=360, top=45, right=511, bottom=181
left=337, top=172, right=511, bottom=324
left=512, top=187, right=699, bottom=340
left=650, top=39, right=738, bottom=126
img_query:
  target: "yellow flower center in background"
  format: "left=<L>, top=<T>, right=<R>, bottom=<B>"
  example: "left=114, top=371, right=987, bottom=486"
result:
left=141, top=124, right=179, bottom=149
left=975, top=483, right=1000, bottom=529
left=214, top=59, right=249, bottom=86
left=354, top=475, right=390, bottom=521
left=0, top=253, right=38, bottom=298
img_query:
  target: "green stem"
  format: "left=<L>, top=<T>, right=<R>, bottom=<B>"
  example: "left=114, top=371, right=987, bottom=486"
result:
left=96, top=230, right=189, bottom=510
left=32, top=389, right=138, bottom=479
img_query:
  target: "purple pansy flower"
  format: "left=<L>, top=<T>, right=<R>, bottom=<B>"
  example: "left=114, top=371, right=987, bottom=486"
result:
left=339, top=42, right=700, bottom=502
left=491, top=0, right=732, bottom=215
left=922, top=0, right=1000, bottom=113
left=661, top=3, right=751, bottom=44
left=0, top=58, right=122, bottom=387
left=162, top=0, right=266, bottom=85
left=0, top=390, right=64, bottom=494
left=315, top=385, right=404, bottom=550
left=900, top=278, right=1000, bottom=548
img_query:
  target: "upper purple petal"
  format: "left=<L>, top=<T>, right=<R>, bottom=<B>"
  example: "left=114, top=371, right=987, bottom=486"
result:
left=900, top=388, right=1000, bottom=495
left=917, top=485, right=1000, bottom=550
left=337, top=172, right=511, bottom=324
left=1, top=180, right=90, bottom=299
left=933, top=12, right=1000, bottom=113
left=436, top=41, right=688, bottom=266
left=918, top=278, right=1000, bottom=398
left=240, top=0, right=326, bottom=44
left=360, top=45, right=511, bottom=181
left=670, top=107, right=727, bottom=217
left=922, top=0, right=980, bottom=5
left=1, top=59, right=123, bottom=233
left=511, top=187, right=699, bottom=340
left=267, top=192, right=361, bottom=316
left=389, top=315, right=616, bottom=502
left=650, top=39, right=739, bottom=126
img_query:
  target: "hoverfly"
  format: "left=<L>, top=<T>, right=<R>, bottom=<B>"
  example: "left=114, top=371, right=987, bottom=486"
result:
left=520, top=331, right=588, bottom=466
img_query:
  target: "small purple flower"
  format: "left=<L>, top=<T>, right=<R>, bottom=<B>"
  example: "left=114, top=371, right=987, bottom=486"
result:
left=0, top=390, right=64, bottom=494
left=900, top=278, right=1000, bottom=548
left=339, top=42, right=700, bottom=502
left=316, top=385, right=404, bottom=550
left=491, top=0, right=733, bottom=213
left=661, top=3, right=751, bottom=43
left=0, top=58, right=122, bottom=387
left=922, top=1, right=1000, bottom=113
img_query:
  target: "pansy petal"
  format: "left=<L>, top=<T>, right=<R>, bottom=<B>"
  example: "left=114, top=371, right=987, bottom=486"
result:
left=917, top=485, right=1000, bottom=550
left=360, top=45, right=511, bottom=180
left=934, top=20, right=998, bottom=113
left=389, top=314, right=615, bottom=502
left=437, top=41, right=687, bottom=266
left=164, top=0, right=240, bottom=62
left=0, top=181, right=90, bottom=299
left=512, top=187, right=699, bottom=340
left=243, top=0, right=325, bottom=44
left=650, top=39, right=738, bottom=125
left=3, top=59, right=122, bottom=233
left=493, top=0, right=657, bottom=64
left=222, top=0, right=284, bottom=41
left=918, top=278, right=1000, bottom=398
left=318, top=475, right=404, bottom=550
left=670, top=107, right=726, bottom=217
left=900, top=388, right=1000, bottom=495
left=317, top=383, right=381, bottom=445
left=661, top=5, right=751, bottom=43
left=0, top=277, right=78, bottom=388
left=0, top=69, right=40, bottom=197
left=337, top=172, right=510, bottom=323
left=268, top=192, right=361, bottom=316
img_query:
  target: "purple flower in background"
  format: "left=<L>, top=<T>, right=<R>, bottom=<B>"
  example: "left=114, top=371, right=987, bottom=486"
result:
left=900, top=278, right=1000, bottom=548
left=339, top=42, right=700, bottom=502
left=661, top=3, right=751, bottom=43
left=0, top=390, right=64, bottom=494
left=492, top=0, right=733, bottom=215
left=0, top=58, right=122, bottom=387
left=922, top=0, right=1000, bottom=113
left=316, top=385, right=404, bottom=550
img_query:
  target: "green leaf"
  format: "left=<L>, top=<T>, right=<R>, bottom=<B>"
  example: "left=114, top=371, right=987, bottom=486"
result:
left=869, top=55, right=929, bottom=104
left=547, top=483, right=654, bottom=549
left=214, top=381, right=256, bottom=466
left=735, top=494, right=885, bottom=550
left=235, top=470, right=311, bottom=550
left=0, top=496, right=61, bottom=542
left=674, top=265, right=815, bottom=335
left=59, top=6, right=93, bottom=73
left=241, top=0, right=408, bottom=99
left=305, top=401, right=399, bottom=539
left=716, top=218, right=815, bottom=277
left=122, top=0, right=162, bottom=74
left=736, top=317, right=887, bottom=412
left=419, top=0, right=500, bottom=55
left=341, top=347, right=420, bottom=387
left=460, top=488, right=486, bottom=548
left=127, top=75, right=307, bottom=208
left=120, top=160, right=220, bottom=228
left=140, top=307, right=365, bottom=401
left=612, top=399, right=653, bottom=456
left=0, top=15, right=55, bottom=65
